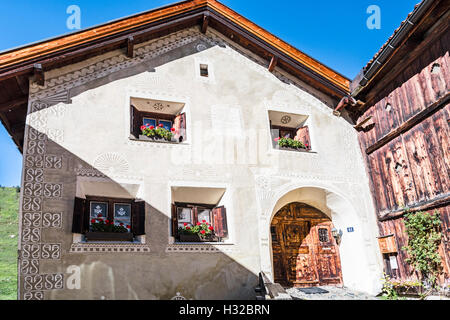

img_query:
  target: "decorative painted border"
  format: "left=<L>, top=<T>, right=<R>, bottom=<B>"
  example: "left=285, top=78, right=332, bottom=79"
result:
left=69, top=243, right=151, bottom=253
left=165, top=243, right=235, bottom=253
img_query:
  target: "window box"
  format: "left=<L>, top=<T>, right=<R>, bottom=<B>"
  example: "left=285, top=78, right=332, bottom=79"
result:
left=179, top=233, right=215, bottom=242
left=138, top=135, right=179, bottom=144
left=85, top=231, right=134, bottom=242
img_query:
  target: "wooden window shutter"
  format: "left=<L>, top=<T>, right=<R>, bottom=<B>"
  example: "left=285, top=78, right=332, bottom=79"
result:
left=172, top=204, right=178, bottom=237
left=130, top=105, right=140, bottom=138
left=131, top=200, right=146, bottom=236
left=295, top=126, right=311, bottom=149
left=72, top=197, right=88, bottom=234
left=178, top=113, right=187, bottom=142
left=212, top=206, right=228, bottom=238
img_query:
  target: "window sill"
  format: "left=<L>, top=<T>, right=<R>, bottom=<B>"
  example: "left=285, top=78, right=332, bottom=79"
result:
left=273, top=146, right=317, bottom=154
left=129, top=135, right=188, bottom=145
left=85, top=231, right=134, bottom=242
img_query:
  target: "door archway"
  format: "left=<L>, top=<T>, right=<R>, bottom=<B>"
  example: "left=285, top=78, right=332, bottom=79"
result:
left=271, top=202, right=343, bottom=287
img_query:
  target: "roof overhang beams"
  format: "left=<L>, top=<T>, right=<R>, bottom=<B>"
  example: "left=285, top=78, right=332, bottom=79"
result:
left=0, top=0, right=350, bottom=153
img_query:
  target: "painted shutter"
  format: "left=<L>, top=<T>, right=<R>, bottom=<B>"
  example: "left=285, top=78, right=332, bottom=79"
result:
left=131, top=200, right=146, bottom=236
left=179, top=112, right=187, bottom=142
left=172, top=204, right=178, bottom=237
left=212, top=206, right=228, bottom=238
left=130, top=105, right=140, bottom=138
left=295, top=126, right=311, bottom=149
left=72, top=197, right=88, bottom=234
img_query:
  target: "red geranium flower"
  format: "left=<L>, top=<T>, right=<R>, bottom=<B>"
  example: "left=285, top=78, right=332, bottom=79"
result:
left=186, top=226, right=191, bottom=230
left=91, top=219, right=96, bottom=223
left=202, top=220, right=206, bottom=223
left=208, top=226, right=214, bottom=231
left=149, top=125, right=154, bottom=130
left=196, top=222, right=201, bottom=226
left=274, top=137, right=280, bottom=142
left=183, top=222, right=188, bottom=226
left=97, top=214, right=102, bottom=218
left=120, top=223, right=124, bottom=226
left=126, top=225, right=131, bottom=229
left=105, top=219, right=110, bottom=224
left=159, top=123, right=164, bottom=128
left=200, top=230, right=206, bottom=235
left=171, top=128, right=176, bottom=132
left=140, top=125, right=146, bottom=130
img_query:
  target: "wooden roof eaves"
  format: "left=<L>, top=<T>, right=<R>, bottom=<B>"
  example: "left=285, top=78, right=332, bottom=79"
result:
left=0, top=0, right=349, bottom=93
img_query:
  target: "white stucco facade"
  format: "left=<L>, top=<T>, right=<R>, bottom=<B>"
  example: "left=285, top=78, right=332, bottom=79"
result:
left=18, top=26, right=383, bottom=300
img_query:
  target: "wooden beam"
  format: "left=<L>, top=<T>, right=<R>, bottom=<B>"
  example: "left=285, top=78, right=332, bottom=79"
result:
left=126, top=36, right=135, bottom=58
left=379, top=193, right=450, bottom=221
left=0, top=96, right=28, bottom=112
left=268, top=55, right=278, bottom=72
left=33, top=63, right=44, bottom=86
left=201, top=14, right=209, bottom=34
left=366, top=92, right=450, bottom=155
left=354, top=116, right=373, bottom=131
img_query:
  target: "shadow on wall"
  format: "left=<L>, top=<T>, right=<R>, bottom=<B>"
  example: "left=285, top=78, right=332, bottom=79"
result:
left=21, top=129, right=258, bottom=300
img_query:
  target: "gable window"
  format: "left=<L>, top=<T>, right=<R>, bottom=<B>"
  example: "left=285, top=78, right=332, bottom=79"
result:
left=200, top=64, right=209, bottom=77
left=269, top=110, right=312, bottom=152
left=171, top=186, right=228, bottom=243
left=72, top=196, right=145, bottom=242
left=130, top=97, right=187, bottom=143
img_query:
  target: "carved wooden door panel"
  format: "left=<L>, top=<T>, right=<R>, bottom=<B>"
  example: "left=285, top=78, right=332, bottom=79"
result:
left=312, top=222, right=343, bottom=286
left=271, top=203, right=343, bottom=287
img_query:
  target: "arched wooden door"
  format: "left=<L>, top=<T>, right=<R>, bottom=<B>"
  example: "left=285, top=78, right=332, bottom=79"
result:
left=271, top=202, right=343, bottom=287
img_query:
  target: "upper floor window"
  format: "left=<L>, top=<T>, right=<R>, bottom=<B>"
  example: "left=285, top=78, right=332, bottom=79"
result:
left=130, top=97, right=186, bottom=143
left=269, top=110, right=311, bottom=152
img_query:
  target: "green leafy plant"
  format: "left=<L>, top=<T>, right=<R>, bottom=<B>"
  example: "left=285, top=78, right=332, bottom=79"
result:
left=274, top=137, right=309, bottom=150
left=402, top=210, right=443, bottom=293
left=179, top=221, right=214, bottom=238
left=141, top=124, right=175, bottom=141
left=380, top=273, right=400, bottom=300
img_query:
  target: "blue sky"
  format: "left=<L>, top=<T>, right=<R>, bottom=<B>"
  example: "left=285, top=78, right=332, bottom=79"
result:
left=0, top=0, right=419, bottom=186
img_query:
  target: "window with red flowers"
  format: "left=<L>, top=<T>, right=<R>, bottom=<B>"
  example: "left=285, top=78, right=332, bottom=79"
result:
left=269, top=111, right=311, bottom=152
left=171, top=203, right=228, bottom=242
left=72, top=196, right=146, bottom=241
left=130, top=98, right=187, bottom=143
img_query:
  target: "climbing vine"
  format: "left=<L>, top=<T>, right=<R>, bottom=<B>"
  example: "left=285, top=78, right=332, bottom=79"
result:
left=402, top=210, right=443, bottom=290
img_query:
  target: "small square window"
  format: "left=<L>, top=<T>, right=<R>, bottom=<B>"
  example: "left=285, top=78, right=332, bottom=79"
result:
left=114, top=203, right=131, bottom=229
left=200, top=64, right=209, bottom=77
left=198, top=208, right=211, bottom=224
left=177, top=207, right=192, bottom=229
left=90, top=202, right=108, bottom=221
left=159, top=120, right=173, bottom=131
left=143, top=118, right=156, bottom=127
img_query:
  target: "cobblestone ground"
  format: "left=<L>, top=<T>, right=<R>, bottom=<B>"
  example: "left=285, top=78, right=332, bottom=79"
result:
left=286, top=286, right=380, bottom=300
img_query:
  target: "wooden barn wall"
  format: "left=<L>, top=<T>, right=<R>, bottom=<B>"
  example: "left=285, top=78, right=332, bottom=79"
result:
left=357, top=29, right=450, bottom=283
left=378, top=206, right=450, bottom=282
